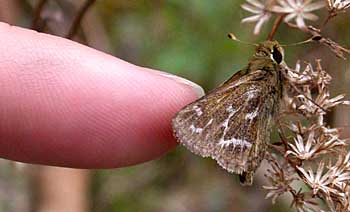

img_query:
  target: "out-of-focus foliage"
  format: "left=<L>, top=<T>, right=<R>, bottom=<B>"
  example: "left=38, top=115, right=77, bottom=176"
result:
left=98, top=0, right=257, bottom=89
left=0, top=161, right=29, bottom=212
left=0, top=0, right=349, bottom=211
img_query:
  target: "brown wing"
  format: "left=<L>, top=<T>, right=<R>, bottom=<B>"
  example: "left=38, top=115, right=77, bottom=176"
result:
left=172, top=69, right=279, bottom=182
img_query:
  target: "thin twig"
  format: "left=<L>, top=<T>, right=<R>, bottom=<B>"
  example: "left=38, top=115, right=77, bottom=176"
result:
left=267, top=14, right=285, bottom=41
left=65, top=0, right=96, bottom=39
left=277, top=123, right=289, bottom=152
left=285, top=24, right=350, bottom=59
left=291, top=83, right=327, bottom=113
left=321, top=11, right=337, bottom=29
left=281, top=69, right=328, bottom=113
left=268, top=143, right=285, bottom=154
left=31, top=0, right=49, bottom=31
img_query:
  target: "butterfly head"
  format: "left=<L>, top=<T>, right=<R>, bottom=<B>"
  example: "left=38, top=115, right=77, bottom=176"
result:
left=254, top=40, right=284, bottom=64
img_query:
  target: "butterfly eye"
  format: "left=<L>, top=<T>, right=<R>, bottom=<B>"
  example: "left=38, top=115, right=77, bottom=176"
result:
left=272, top=46, right=283, bottom=64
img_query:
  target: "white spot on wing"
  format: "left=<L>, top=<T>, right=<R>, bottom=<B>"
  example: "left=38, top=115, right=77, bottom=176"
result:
left=226, top=105, right=234, bottom=113
left=245, top=108, right=259, bottom=120
left=222, top=106, right=238, bottom=132
left=190, top=125, right=203, bottom=133
left=218, top=138, right=252, bottom=149
left=193, top=105, right=203, bottom=116
left=206, top=119, right=213, bottom=126
left=189, top=118, right=213, bottom=134
left=246, top=90, right=257, bottom=100
left=218, top=104, right=252, bottom=150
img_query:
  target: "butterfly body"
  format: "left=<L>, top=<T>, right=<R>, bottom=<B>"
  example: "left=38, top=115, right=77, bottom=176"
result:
left=172, top=41, right=284, bottom=185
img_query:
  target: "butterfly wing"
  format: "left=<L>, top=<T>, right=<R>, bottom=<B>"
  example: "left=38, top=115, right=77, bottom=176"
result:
left=172, top=69, right=280, bottom=185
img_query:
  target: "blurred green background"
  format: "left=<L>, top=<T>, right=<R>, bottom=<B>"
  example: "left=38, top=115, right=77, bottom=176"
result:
left=0, top=0, right=349, bottom=211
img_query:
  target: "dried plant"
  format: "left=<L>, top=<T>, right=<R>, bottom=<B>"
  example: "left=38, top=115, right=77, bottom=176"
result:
left=241, top=0, right=350, bottom=211
left=268, top=60, right=350, bottom=211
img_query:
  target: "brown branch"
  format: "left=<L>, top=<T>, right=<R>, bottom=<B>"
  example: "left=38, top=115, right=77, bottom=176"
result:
left=321, top=11, right=337, bottom=29
left=284, top=23, right=350, bottom=59
left=31, top=0, right=49, bottom=31
left=267, top=14, right=285, bottom=41
left=65, top=0, right=96, bottom=39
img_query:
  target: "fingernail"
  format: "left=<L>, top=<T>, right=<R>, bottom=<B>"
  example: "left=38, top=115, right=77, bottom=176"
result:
left=157, top=72, right=205, bottom=98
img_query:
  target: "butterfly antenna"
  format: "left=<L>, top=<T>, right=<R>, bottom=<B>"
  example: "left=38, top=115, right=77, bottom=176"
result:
left=228, top=33, right=258, bottom=46
left=280, top=36, right=321, bottom=47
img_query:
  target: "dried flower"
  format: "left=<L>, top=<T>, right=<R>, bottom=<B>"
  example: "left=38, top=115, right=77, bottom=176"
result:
left=283, top=60, right=349, bottom=118
left=298, top=162, right=337, bottom=196
left=284, top=60, right=332, bottom=86
left=286, top=123, right=347, bottom=159
left=263, top=59, right=350, bottom=211
left=263, top=154, right=296, bottom=204
left=296, top=153, right=350, bottom=211
left=291, top=189, right=318, bottom=212
left=272, top=0, right=325, bottom=29
left=241, top=0, right=273, bottom=34
left=327, top=0, right=350, bottom=12
left=286, top=133, right=316, bottom=160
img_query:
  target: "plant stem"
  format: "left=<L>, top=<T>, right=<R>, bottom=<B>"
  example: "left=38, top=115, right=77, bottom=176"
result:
left=321, top=11, right=337, bottom=29
left=65, top=0, right=96, bottom=39
left=267, top=14, right=285, bottom=40
left=31, top=0, right=49, bottom=31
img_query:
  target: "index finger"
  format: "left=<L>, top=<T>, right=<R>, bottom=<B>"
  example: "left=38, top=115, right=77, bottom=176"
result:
left=0, top=22, right=204, bottom=168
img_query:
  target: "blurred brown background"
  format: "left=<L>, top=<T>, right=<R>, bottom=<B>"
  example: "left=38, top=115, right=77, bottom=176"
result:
left=0, top=0, right=349, bottom=211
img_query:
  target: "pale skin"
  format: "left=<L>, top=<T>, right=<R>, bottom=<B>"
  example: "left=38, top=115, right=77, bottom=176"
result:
left=0, top=22, right=204, bottom=168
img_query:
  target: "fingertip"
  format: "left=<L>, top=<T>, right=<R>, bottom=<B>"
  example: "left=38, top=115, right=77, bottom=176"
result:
left=152, top=70, right=205, bottom=99
left=0, top=22, right=204, bottom=168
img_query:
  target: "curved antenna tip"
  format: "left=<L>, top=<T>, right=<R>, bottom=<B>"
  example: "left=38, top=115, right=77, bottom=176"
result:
left=228, top=33, right=237, bottom=40
left=227, top=32, right=258, bottom=46
left=281, top=37, right=316, bottom=47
